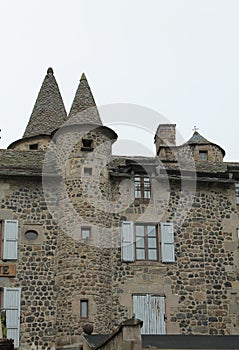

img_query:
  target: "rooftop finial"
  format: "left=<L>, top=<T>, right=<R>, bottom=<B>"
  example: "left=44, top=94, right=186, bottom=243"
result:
left=193, top=125, right=199, bottom=132
left=80, top=73, right=87, bottom=81
left=47, top=67, right=54, bottom=75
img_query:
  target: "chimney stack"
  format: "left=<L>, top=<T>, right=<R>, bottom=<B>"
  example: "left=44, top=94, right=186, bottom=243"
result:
left=154, top=124, right=176, bottom=154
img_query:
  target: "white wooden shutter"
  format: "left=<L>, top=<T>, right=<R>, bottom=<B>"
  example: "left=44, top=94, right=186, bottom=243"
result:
left=3, top=288, right=21, bottom=348
left=121, top=221, right=134, bottom=262
left=161, top=223, right=175, bottom=262
left=133, top=294, right=166, bottom=334
left=3, top=220, right=18, bottom=260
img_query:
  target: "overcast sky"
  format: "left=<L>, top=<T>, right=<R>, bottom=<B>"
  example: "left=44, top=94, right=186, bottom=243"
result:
left=0, top=0, right=238, bottom=160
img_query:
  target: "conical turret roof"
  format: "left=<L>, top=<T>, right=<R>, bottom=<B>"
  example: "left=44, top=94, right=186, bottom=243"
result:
left=185, top=131, right=225, bottom=156
left=23, top=68, right=67, bottom=138
left=67, top=73, right=102, bottom=125
left=186, top=131, right=211, bottom=145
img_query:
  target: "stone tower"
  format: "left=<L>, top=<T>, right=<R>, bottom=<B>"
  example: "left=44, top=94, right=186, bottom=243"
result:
left=51, top=74, right=118, bottom=346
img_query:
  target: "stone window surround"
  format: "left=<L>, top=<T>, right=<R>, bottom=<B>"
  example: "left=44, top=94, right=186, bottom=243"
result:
left=21, top=224, right=44, bottom=245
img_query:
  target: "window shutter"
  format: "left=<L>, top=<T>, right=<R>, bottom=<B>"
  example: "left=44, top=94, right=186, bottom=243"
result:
left=121, top=221, right=134, bottom=262
left=3, top=288, right=21, bottom=348
left=3, top=220, right=18, bottom=260
left=161, top=223, right=175, bottom=262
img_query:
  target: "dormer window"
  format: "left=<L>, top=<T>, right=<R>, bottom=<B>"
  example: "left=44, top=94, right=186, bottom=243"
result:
left=81, top=139, right=93, bottom=151
left=199, top=151, right=208, bottom=161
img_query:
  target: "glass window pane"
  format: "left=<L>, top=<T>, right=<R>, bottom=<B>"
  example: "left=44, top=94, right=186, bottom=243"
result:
left=136, top=249, right=145, bottom=260
left=81, top=300, right=88, bottom=318
left=81, top=228, right=91, bottom=239
left=135, top=226, right=144, bottom=236
left=135, top=190, right=141, bottom=198
left=148, top=249, right=157, bottom=260
left=136, top=237, right=145, bottom=248
left=147, top=226, right=156, bottom=236
left=148, top=237, right=157, bottom=248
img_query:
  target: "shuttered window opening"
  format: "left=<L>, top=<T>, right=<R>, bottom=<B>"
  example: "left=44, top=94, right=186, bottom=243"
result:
left=3, top=288, right=21, bottom=348
left=121, top=221, right=175, bottom=263
left=3, top=220, right=19, bottom=260
left=160, top=223, right=175, bottom=262
left=121, top=221, right=135, bottom=262
left=133, top=294, right=166, bottom=334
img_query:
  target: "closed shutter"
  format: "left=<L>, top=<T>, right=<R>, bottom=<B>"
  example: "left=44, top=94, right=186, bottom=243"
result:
left=133, top=294, right=166, bottom=334
left=3, top=220, right=19, bottom=260
left=121, top=221, right=134, bottom=262
left=3, top=288, right=21, bottom=348
left=161, top=223, right=175, bottom=262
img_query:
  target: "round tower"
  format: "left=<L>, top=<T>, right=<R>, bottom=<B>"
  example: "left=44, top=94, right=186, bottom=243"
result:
left=51, top=74, right=118, bottom=346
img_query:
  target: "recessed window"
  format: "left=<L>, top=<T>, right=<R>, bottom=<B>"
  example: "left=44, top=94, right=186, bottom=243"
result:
left=25, top=230, right=38, bottom=240
left=199, top=151, right=208, bottom=161
left=84, top=167, right=92, bottom=176
left=81, top=227, right=91, bottom=239
left=134, top=176, right=151, bottom=199
left=81, top=139, right=93, bottom=151
left=29, top=144, right=38, bottom=150
left=80, top=300, right=89, bottom=319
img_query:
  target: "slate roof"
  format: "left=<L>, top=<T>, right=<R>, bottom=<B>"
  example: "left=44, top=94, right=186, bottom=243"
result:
left=67, top=73, right=102, bottom=126
left=0, top=149, right=58, bottom=176
left=184, top=131, right=225, bottom=156
left=83, top=334, right=239, bottom=349
left=187, top=131, right=211, bottom=144
left=23, top=68, right=67, bottom=138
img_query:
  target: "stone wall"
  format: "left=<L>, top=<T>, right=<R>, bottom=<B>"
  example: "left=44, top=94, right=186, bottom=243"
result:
left=0, top=177, right=57, bottom=349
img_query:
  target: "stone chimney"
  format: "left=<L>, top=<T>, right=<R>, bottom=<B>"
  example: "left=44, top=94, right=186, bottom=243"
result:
left=154, top=124, right=176, bottom=155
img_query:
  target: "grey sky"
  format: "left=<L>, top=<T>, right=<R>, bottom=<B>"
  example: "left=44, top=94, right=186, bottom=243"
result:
left=0, top=0, right=238, bottom=160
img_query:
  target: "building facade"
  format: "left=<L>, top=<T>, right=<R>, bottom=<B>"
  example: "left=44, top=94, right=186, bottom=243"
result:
left=0, top=68, right=239, bottom=349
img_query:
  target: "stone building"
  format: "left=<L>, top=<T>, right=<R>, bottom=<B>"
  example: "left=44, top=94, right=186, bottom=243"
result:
left=0, top=68, right=239, bottom=349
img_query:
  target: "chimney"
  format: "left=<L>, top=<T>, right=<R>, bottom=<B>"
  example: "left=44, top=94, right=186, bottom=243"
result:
left=154, top=124, right=176, bottom=154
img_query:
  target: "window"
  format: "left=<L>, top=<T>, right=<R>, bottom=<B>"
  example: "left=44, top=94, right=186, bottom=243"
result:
left=134, top=176, right=151, bottom=199
left=133, top=294, right=166, bottom=334
left=29, top=143, right=38, bottom=150
left=0, top=220, right=19, bottom=260
left=2, top=287, right=21, bottom=348
left=80, top=300, right=89, bottom=319
left=199, top=151, right=208, bottom=161
left=135, top=224, right=158, bottom=261
left=236, top=183, right=239, bottom=204
left=24, top=230, right=38, bottom=241
left=121, top=222, right=175, bottom=263
left=81, top=139, right=93, bottom=151
left=81, top=227, right=91, bottom=239
left=84, top=167, right=92, bottom=176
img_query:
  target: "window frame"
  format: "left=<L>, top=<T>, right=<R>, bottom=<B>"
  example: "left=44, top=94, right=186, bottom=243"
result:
left=81, top=227, right=91, bottom=240
left=134, top=176, right=151, bottom=200
left=135, top=224, right=158, bottom=261
left=80, top=299, right=89, bottom=319
left=199, top=150, right=208, bottom=161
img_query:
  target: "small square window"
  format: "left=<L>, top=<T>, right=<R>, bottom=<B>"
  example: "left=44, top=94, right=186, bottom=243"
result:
left=199, top=151, right=208, bottom=161
left=84, top=167, right=92, bottom=176
left=81, top=139, right=93, bottom=151
left=80, top=300, right=89, bottom=319
left=81, top=227, right=91, bottom=239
